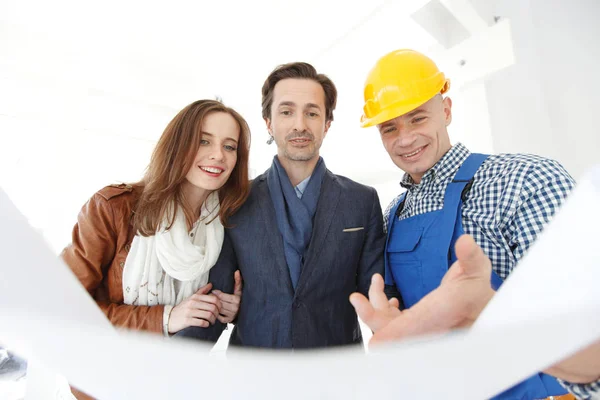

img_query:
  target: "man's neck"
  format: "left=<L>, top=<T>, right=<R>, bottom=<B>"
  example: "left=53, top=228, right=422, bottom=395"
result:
left=410, top=173, right=423, bottom=185
left=277, top=155, right=319, bottom=186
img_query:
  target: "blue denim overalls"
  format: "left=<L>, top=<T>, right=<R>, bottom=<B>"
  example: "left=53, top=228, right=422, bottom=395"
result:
left=385, top=154, right=568, bottom=399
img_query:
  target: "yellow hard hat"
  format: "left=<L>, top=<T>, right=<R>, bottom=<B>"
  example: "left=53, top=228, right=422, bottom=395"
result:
left=360, top=49, right=450, bottom=128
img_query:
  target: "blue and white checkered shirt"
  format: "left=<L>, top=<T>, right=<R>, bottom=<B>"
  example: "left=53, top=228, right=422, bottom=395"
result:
left=383, top=143, right=599, bottom=398
left=384, top=142, right=575, bottom=279
left=559, top=379, right=600, bottom=400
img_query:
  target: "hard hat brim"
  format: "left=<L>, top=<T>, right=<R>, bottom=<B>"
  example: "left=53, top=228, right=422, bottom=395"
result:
left=360, top=98, right=431, bottom=128
left=360, top=79, right=450, bottom=128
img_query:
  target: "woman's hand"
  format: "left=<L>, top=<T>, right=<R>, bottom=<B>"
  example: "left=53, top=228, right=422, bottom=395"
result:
left=167, top=283, right=222, bottom=334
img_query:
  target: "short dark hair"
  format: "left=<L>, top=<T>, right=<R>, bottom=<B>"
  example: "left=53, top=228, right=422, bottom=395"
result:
left=261, top=62, right=337, bottom=122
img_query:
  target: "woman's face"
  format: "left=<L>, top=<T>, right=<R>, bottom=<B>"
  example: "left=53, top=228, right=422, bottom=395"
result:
left=184, top=112, right=240, bottom=193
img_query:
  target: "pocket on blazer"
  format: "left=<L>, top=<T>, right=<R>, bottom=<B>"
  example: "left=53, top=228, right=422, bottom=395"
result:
left=342, top=227, right=364, bottom=232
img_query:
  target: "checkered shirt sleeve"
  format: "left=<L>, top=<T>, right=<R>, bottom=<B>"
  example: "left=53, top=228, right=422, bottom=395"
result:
left=559, top=378, right=600, bottom=399
left=466, top=156, right=576, bottom=279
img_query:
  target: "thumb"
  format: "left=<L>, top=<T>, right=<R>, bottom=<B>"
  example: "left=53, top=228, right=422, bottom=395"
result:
left=234, top=270, right=243, bottom=296
left=196, top=282, right=213, bottom=295
left=454, top=234, right=489, bottom=277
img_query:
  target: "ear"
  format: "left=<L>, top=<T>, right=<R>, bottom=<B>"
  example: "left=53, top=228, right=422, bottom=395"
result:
left=442, top=97, right=453, bottom=126
left=324, top=120, right=332, bottom=137
left=264, top=117, right=272, bottom=135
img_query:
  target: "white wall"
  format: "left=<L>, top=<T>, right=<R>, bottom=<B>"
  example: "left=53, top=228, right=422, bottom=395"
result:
left=484, top=0, right=600, bottom=179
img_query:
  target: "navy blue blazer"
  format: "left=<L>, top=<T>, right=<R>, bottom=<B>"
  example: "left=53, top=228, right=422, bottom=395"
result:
left=176, top=167, right=385, bottom=349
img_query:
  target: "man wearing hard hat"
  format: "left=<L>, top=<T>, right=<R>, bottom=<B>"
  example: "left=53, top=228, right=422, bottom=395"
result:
left=359, top=49, right=578, bottom=399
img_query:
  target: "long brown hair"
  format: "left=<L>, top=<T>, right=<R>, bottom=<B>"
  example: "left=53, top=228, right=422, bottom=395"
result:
left=133, top=100, right=251, bottom=236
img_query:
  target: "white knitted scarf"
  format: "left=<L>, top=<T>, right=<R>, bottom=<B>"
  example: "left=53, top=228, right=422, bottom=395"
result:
left=122, top=191, right=224, bottom=306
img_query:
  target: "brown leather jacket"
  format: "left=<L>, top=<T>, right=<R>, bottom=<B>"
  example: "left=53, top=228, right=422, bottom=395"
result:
left=61, top=183, right=164, bottom=334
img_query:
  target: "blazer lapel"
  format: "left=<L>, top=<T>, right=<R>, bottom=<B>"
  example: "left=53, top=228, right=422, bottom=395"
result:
left=295, top=170, right=340, bottom=294
left=256, top=173, right=295, bottom=294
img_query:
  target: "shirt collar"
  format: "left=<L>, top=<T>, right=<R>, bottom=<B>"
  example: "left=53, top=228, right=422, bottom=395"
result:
left=399, top=142, right=470, bottom=189
left=294, top=175, right=311, bottom=199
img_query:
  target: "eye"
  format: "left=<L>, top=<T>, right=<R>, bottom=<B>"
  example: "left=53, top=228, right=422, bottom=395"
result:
left=412, top=116, right=427, bottom=124
left=307, top=111, right=319, bottom=118
left=381, top=126, right=396, bottom=135
left=280, top=110, right=292, bottom=116
left=224, top=144, right=237, bottom=152
left=200, top=139, right=209, bottom=145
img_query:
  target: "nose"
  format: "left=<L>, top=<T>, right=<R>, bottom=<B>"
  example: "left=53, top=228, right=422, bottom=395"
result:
left=293, top=113, right=308, bottom=133
left=209, top=144, right=224, bottom=161
left=393, top=122, right=417, bottom=148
